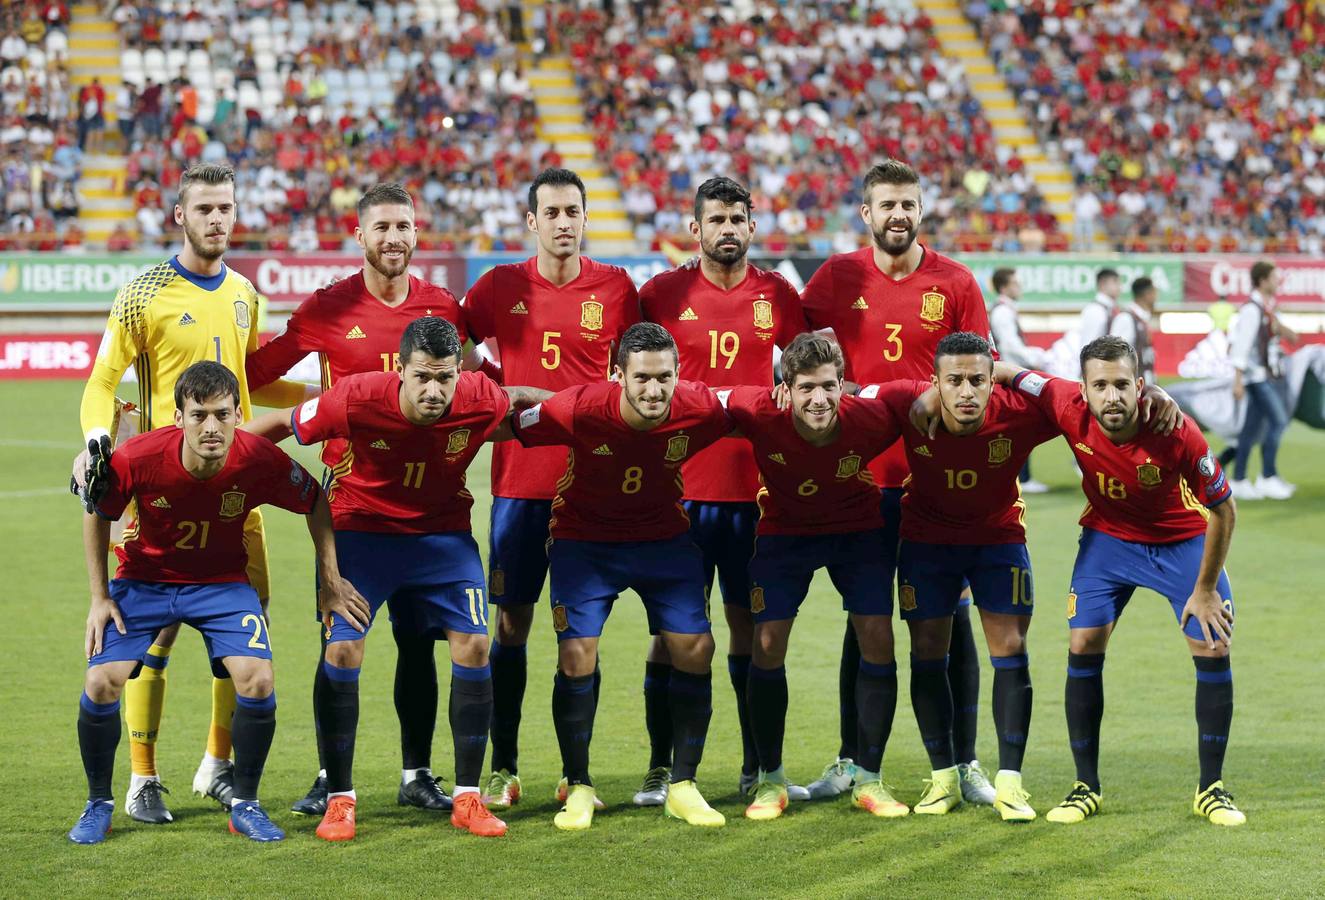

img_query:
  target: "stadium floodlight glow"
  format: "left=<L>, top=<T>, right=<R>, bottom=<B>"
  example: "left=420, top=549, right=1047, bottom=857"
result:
left=442, top=116, right=454, bottom=129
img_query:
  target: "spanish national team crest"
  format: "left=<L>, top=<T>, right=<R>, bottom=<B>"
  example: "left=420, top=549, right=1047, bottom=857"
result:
left=552, top=604, right=569, bottom=633
left=665, top=435, right=690, bottom=462
left=920, top=291, right=946, bottom=322
left=219, top=490, right=246, bottom=519
left=835, top=454, right=861, bottom=479
left=489, top=568, right=506, bottom=597
left=580, top=299, right=604, bottom=331
left=1137, top=463, right=1162, bottom=487
left=446, top=428, right=471, bottom=455
left=900, top=584, right=917, bottom=612
left=234, top=300, right=250, bottom=329
left=752, top=299, right=774, bottom=330
left=1066, top=592, right=1078, bottom=619
left=987, top=436, right=1013, bottom=466
left=749, top=586, right=766, bottom=614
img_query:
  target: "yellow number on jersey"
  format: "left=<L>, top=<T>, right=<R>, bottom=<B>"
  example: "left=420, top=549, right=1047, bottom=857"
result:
left=174, top=520, right=211, bottom=550
left=708, top=330, right=740, bottom=369
left=379, top=352, right=401, bottom=371
left=403, top=461, right=426, bottom=489
left=882, top=323, right=903, bottom=362
left=945, top=469, right=977, bottom=490
left=621, top=466, right=644, bottom=494
left=1096, top=472, right=1127, bottom=500
left=797, top=478, right=819, bottom=496
left=541, top=331, right=562, bottom=370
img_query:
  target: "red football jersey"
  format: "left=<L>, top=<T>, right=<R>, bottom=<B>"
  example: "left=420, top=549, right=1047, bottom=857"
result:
left=867, top=381, right=1061, bottom=544
left=245, top=270, right=467, bottom=471
left=512, top=380, right=730, bottom=542
left=1012, top=372, right=1232, bottom=543
left=720, top=386, right=903, bottom=535
left=463, top=256, right=640, bottom=500
left=98, top=427, right=320, bottom=584
left=640, top=260, right=808, bottom=502
left=801, top=245, right=995, bottom=489
left=291, top=370, right=510, bottom=534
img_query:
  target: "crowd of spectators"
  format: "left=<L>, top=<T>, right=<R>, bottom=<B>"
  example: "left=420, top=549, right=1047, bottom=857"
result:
left=106, top=0, right=550, bottom=252
left=564, top=0, right=1064, bottom=254
left=0, top=2, right=86, bottom=251
left=970, top=0, right=1325, bottom=254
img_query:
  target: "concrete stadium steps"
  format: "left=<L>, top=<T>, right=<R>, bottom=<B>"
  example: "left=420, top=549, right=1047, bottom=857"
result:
left=916, top=0, right=1078, bottom=233
left=526, top=52, right=637, bottom=253
left=70, top=5, right=134, bottom=244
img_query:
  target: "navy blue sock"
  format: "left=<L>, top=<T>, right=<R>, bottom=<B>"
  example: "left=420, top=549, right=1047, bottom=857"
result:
left=746, top=663, right=788, bottom=773
left=552, top=671, right=596, bottom=786
left=78, top=693, right=120, bottom=802
left=1065, top=652, right=1105, bottom=793
left=450, top=663, right=492, bottom=789
left=855, top=660, right=898, bottom=774
left=489, top=640, right=527, bottom=774
left=643, top=660, right=673, bottom=769
left=312, top=630, right=329, bottom=770
left=317, top=661, right=360, bottom=793
left=669, top=669, right=713, bottom=783
left=393, top=627, right=437, bottom=770
left=948, top=604, right=980, bottom=763
left=838, top=624, right=860, bottom=758
left=1193, top=656, right=1233, bottom=791
left=911, top=655, right=955, bottom=770
left=727, top=654, right=758, bottom=776
left=232, top=692, right=277, bottom=802
left=991, top=654, right=1032, bottom=772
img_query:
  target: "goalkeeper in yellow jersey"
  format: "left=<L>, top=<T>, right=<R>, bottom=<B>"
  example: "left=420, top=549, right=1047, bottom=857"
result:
left=74, top=163, right=311, bottom=824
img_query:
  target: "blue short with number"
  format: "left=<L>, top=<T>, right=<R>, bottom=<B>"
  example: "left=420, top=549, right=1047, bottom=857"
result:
left=90, top=579, right=269, bottom=678
left=684, top=500, right=758, bottom=608
left=1068, top=528, right=1233, bottom=640
left=897, top=541, right=1034, bottom=621
left=327, top=530, right=489, bottom=643
left=547, top=534, right=710, bottom=640
left=487, top=497, right=553, bottom=607
left=748, top=529, right=894, bottom=623
left=883, top=486, right=972, bottom=607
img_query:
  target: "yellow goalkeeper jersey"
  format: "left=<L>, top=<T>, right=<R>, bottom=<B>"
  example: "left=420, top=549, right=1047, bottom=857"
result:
left=80, top=257, right=260, bottom=436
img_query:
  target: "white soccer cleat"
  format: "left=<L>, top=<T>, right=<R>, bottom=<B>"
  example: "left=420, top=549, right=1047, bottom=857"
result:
left=633, top=766, right=670, bottom=807
left=1254, top=475, right=1294, bottom=500
left=806, top=757, right=855, bottom=800
left=1228, top=479, right=1261, bottom=500
left=958, top=761, right=997, bottom=805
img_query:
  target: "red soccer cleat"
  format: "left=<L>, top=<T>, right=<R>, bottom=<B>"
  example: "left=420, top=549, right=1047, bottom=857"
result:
left=450, top=792, right=507, bottom=837
left=316, top=795, right=357, bottom=842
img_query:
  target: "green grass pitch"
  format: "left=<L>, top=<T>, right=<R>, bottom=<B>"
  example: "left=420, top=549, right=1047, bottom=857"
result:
left=2, top=380, right=1323, bottom=898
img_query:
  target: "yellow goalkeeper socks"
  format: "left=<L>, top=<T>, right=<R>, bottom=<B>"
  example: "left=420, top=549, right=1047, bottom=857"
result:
left=126, top=642, right=171, bottom=777
left=208, top=676, right=237, bottom=760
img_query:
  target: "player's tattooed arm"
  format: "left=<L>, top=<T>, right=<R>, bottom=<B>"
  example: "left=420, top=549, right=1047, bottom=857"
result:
left=1181, top=498, right=1236, bottom=650
left=242, top=408, right=296, bottom=443
left=82, top=512, right=124, bottom=658
left=308, top=492, right=371, bottom=632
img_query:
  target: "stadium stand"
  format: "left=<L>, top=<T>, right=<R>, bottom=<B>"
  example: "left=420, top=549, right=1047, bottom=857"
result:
left=967, top=0, right=1325, bottom=255
left=103, top=0, right=547, bottom=251
left=562, top=0, right=1064, bottom=253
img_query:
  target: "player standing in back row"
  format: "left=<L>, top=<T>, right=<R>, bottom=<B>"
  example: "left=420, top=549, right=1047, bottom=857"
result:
left=462, top=168, right=641, bottom=809
left=637, top=176, right=810, bottom=805
left=799, top=160, right=998, bottom=803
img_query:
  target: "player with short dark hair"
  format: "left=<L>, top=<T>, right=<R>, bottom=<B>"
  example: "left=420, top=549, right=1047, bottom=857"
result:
left=246, top=182, right=474, bottom=818
left=800, top=157, right=999, bottom=804
left=870, top=332, right=1061, bottom=821
left=511, top=322, right=733, bottom=830
left=69, top=362, right=357, bottom=844
left=250, top=317, right=546, bottom=840
left=464, top=168, right=640, bottom=810
left=720, top=333, right=915, bottom=821
left=74, top=161, right=308, bottom=824
left=636, top=176, right=811, bottom=806
left=999, top=336, right=1243, bottom=827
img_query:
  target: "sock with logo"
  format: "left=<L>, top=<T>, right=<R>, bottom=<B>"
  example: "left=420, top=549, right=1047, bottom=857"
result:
left=450, top=663, right=493, bottom=790
left=1193, top=656, right=1233, bottom=791
left=126, top=642, right=169, bottom=777
left=1065, top=652, right=1105, bottom=793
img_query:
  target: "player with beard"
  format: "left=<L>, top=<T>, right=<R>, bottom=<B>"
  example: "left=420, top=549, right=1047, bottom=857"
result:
left=800, top=160, right=998, bottom=805
left=245, top=182, right=477, bottom=818
left=75, top=164, right=309, bottom=825
left=635, top=177, right=810, bottom=805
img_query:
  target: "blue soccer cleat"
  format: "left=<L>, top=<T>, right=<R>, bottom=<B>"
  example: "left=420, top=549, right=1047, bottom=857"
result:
left=68, top=800, right=113, bottom=844
left=229, top=802, right=285, bottom=842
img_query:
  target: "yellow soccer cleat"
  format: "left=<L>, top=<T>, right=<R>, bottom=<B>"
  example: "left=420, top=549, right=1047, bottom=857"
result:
left=1193, top=781, right=1246, bottom=827
left=744, top=778, right=788, bottom=821
left=664, top=780, right=725, bottom=827
left=852, top=780, right=910, bottom=818
left=1045, top=781, right=1102, bottom=824
left=554, top=783, right=599, bottom=831
left=913, top=766, right=962, bottom=815
left=557, top=777, right=606, bottom=810
left=992, top=771, right=1036, bottom=823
